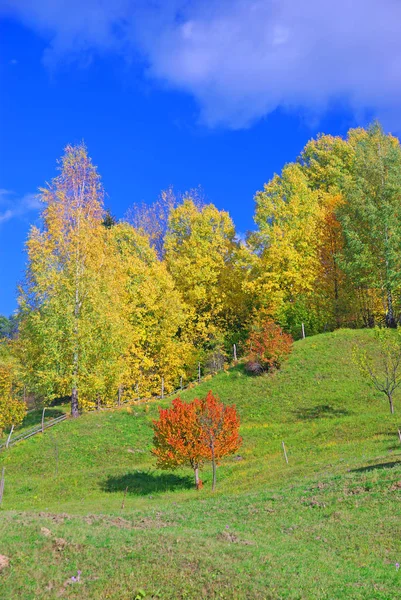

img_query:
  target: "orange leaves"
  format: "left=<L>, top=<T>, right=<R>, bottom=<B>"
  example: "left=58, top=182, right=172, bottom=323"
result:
left=245, top=316, right=293, bottom=371
left=198, top=391, right=242, bottom=463
left=152, top=392, right=242, bottom=489
left=152, top=397, right=205, bottom=472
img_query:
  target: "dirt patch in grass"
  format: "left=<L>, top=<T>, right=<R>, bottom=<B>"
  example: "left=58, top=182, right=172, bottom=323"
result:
left=38, top=512, right=70, bottom=524
left=217, top=530, right=254, bottom=545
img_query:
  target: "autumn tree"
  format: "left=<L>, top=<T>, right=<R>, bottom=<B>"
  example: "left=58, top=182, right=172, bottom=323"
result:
left=152, top=397, right=205, bottom=488
left=164, top=199, right=249, bottom=356
left=17, top=144, right=131, bottom=415
left=300, top=134, right=357, bottom=328
left=152, top=392, right=241, bottom=490
left=252, top=123, right=399, bottom=334
left=110, top=223, right=193, bottom=398
left=126, top=186, right=204, bottom=258
left=251, top=163, right=325, bottom=335
left=0, top=343, right=26, bottom=434
left=198, top=392, right=242, bottom=491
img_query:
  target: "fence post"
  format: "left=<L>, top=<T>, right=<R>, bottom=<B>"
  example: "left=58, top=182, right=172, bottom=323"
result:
left=0, top=467, right=5, bottom=505
left=198, top=363, right=201, bottom=383
left=54, top=439, right=59, bottom=477
left=233, top=344, right=237, bottom=362
left=161, top=377, right=164, bottom=399
left=5, top=425, right=14, bottom=449
left=41, top=407, right=46, bottom=433
left=301, top=323, right=306, bottom=339
left=282, top=441, right=289, bottom=464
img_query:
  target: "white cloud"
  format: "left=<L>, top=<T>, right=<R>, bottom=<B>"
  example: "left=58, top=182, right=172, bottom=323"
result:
left=3, top=0, right=401, bottom=128
left=0, top=190, right=41, bottom=224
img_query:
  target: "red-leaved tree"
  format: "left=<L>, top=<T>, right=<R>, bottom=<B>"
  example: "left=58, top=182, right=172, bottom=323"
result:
left=152, top=397, right=205, bottom=488
left=152, top=392, right=242, bottom=490
left=245, top=317, right=293, bottom=373
left=198, top=391, right=242, bottom=491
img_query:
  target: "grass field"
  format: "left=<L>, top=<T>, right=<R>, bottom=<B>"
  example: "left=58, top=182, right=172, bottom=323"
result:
left=1, top=329, right=401, bottom=599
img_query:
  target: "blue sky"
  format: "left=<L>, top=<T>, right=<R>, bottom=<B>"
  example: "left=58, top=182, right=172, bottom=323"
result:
left=1, top=0, right=400, bottom=316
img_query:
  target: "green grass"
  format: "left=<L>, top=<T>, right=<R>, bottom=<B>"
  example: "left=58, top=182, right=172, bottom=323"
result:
left=1, top=329, right=401, bottom=599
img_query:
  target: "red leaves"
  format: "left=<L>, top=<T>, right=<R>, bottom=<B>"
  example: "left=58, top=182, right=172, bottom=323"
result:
left=246, top=317, right=293, bottom=371
left=198, top=391, right=242, bottom=463
left=152, top=392, right=242, bottom=489
left=152, top=397, right=204, bottom=471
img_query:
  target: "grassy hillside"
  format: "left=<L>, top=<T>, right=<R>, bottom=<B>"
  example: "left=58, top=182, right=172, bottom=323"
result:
left=1, top=329, right=401, bottom=599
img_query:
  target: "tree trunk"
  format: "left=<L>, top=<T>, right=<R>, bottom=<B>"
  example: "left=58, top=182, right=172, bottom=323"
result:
left=388, top=393, right=394, bottom=414
left=386, top=289, right=397, bottom=328
left=72, top=261, right=80, bottom=418
left=332, top=242, right=341, bottom=329
left=211, top=448, right=217, bottom=491
left=71, top=386, right=79, bottom=418
left=194, top=466, right=199, bottom=489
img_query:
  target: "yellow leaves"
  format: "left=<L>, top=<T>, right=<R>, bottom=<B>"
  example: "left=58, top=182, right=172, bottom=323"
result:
left=0, top=356, right=26, bottom=433
left=109, top=223, right=192, bottom=399
left=253, top=163, right=323, bottom=318
left=165, top=199, right=246, bottom=349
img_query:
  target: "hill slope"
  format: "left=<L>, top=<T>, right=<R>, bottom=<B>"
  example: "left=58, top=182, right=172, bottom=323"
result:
left=1, top=329, right=401, bottom=599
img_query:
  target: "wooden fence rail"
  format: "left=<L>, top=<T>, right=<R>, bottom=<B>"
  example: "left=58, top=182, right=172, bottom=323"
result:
left=0, top=375, right=202, bottom=452
left=0, top=414, right=67, bottom=452
left=0, top=359, right=226, bottom=452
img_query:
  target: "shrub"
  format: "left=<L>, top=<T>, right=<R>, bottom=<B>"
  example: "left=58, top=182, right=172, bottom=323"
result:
left=244, top=361, right=264, bottom=376
left=245, top=317, right=293, bottom=372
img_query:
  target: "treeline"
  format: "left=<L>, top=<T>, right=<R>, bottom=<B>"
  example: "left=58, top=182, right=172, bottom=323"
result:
left=1, top=121, right=401, bottom=421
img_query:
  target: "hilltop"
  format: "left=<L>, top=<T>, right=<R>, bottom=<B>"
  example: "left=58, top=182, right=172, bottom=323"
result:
left=1, top=329, right=400, bottom=599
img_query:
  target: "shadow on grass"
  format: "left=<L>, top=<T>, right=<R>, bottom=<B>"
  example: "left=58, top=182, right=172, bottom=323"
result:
left=20, top=408, right=65, bottom=430
left=294, top=404, right=350, bottom=420
left=351, top=460, right=401, bottom=473
left=101, top=470, right=194, bottom=495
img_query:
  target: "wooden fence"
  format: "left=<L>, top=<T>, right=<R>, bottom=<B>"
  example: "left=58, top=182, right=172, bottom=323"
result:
left=0, top=371, right=206, bottom=452
left=0, top=355, right=229, bottom=453
left=0, top=413, right=67, bottom=452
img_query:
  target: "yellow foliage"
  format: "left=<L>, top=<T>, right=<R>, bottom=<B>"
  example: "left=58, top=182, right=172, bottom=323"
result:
left=165, top=199, right=250, bottom=349
left=0, top=352, right=26, bottom=433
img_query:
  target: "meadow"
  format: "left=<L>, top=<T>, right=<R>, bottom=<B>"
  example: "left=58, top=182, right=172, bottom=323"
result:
left=1, top=329, right=401, bottom=599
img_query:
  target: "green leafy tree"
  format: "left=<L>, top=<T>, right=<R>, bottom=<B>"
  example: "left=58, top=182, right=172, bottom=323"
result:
left=0, top=315, right=17, bottom=340
left=353, top=328, right=401, bottom=414
left=338, top=123, right=401, bottom=327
